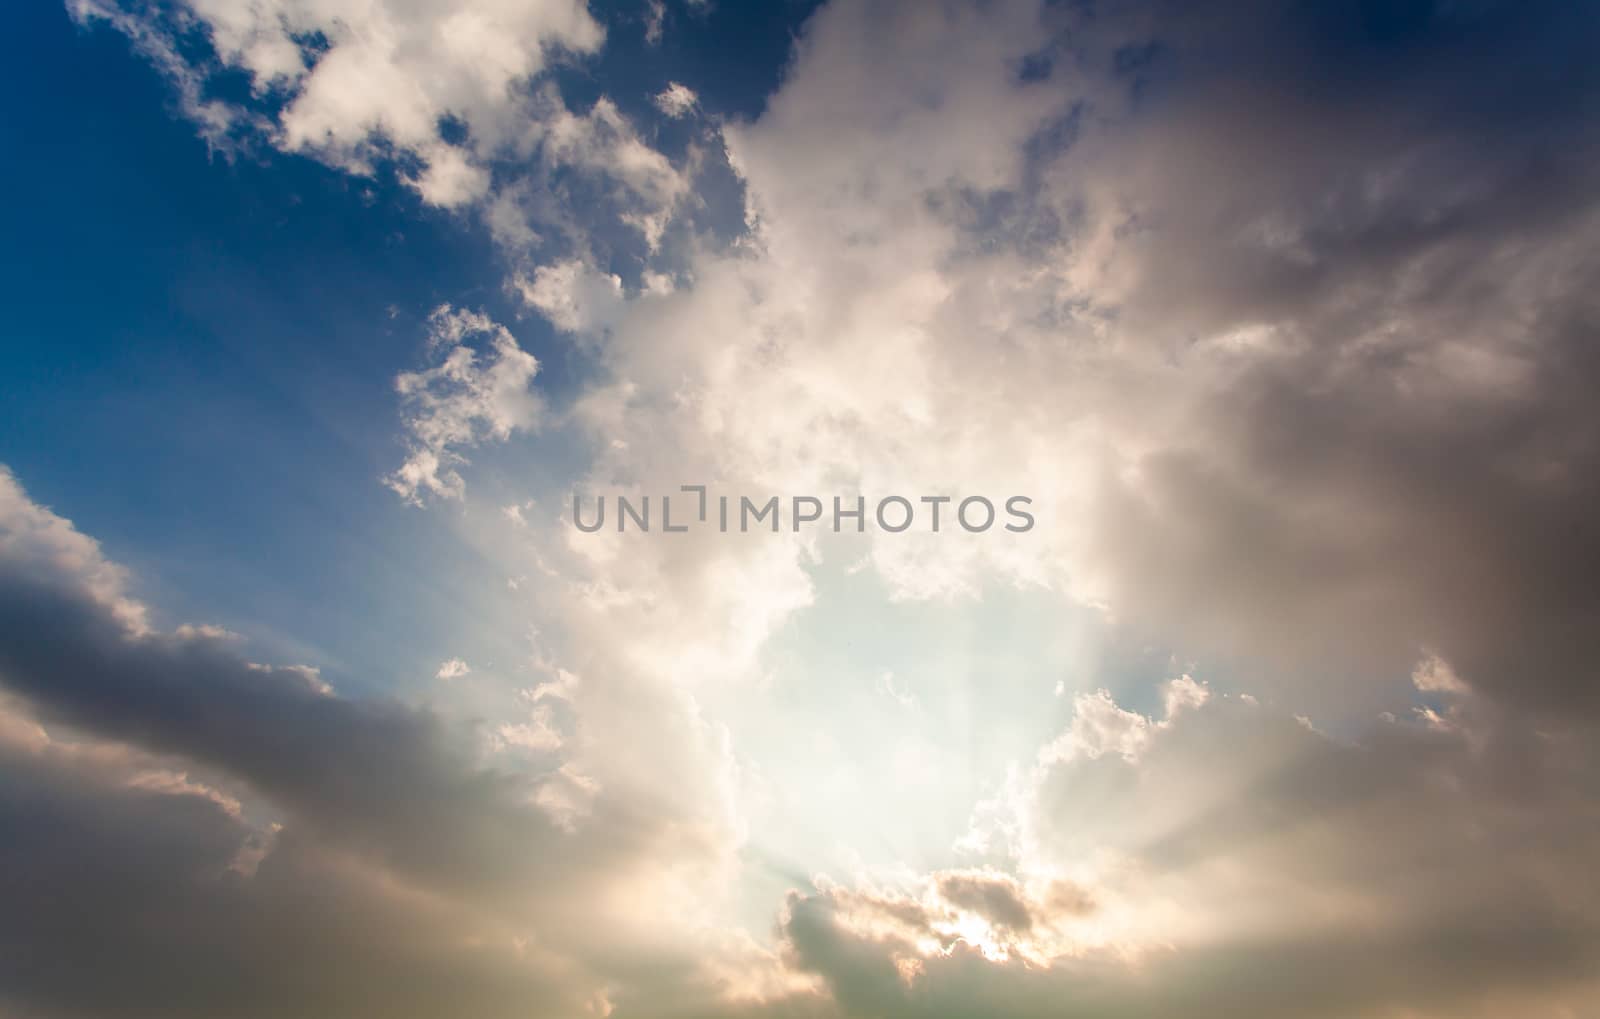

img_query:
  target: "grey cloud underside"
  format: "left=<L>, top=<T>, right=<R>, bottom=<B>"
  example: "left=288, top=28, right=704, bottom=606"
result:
left=0, top=580, right=552, bottom=893
left=0, top=471, right=730, bottom=1017
left=0, top=746, right=579, bottom=1019
left=0, top=558, right=608, bottom=1017
left=780, top=919, right=1598, bottom=1019
left=1027, top=0, right=1600, bottom=716
left=629, top=0, right=1600, bottom=718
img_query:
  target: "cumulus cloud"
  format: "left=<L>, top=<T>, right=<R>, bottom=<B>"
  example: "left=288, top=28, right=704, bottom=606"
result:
left=386, top=305, right=542, bottom=505
left=559, top=0, right=1600, bottom=720
left=484, top=3, right=1600, bottom=1004
left=68, top=0, right=701, bottom=282
left=515, top=258, right=626, bottom=334
left=69, top=0, right=603, bottom=207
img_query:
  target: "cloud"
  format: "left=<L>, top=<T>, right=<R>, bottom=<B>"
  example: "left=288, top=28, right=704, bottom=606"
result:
left=555, top=0, right=1600, bottom=721
left=654, top=82, right=699, bottom=119
left=386, top=305, right=542, bottom=505
left=644, top=1, right=666, bottom=47
left=932, top=870, right=1041, bottom=934
left=518, top=88, right=692, bottom=251
left=515, top=258, right=626, bottom=334
left=70, top=0, right=603, bottom=208
left=436, top=657, right=471, bottom=680
left=38, top=0, right=1600, bottom=1015
left=69, top=0, right=701, bottom=279
left=0, top=467, right=757, bottom=1018
left=1038, top=0, right=1600, bottom=714
left=62, top=0, right=259, bottom=150
left=493, top=711, right=562, bottom=753
left=0, top=711, right=586, bottom=1019
left=760, top=685, right=1600, bottom=1019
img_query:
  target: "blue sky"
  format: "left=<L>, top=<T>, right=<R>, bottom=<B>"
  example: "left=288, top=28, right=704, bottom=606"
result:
left=6, top=0, right=500, bottom=691
left=2, top=1, right=1600, bottom=1017
left=1, top=0, right=817, bottom=696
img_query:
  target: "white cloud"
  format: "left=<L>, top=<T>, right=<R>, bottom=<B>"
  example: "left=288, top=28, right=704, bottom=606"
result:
left=0, top=465, right=148, bottom=636
left=1161, top=674, right=1210, bottom=717
left=386, top=305, right=541, bottom=505
left=644, top=0, right=666, bottom=46
left=541, top=0, right=1600, bottom=724
left=523, top=89, right=692, bottom=248
left=1043, top=689, right=1151, bottom=764
left=653, top=81, right=699, bottom=118
left=495, top=718, right=560, bottom=752
left=407, top=141, right=492, bottom=208
left=435, top=657, right=471, bottom=680
left=1412, top=652, right=1469, bottom=695
left=70, top=0, right=699, bottom=277
left=66, top=0, right=257, bottom=150
left=515, top=259, right=626, bottom=334
left=73, top=0, right=604, bottom=208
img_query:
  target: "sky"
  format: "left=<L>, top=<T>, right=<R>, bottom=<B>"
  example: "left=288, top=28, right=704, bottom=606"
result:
left=1, top=0, right=1598, bottom=1016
